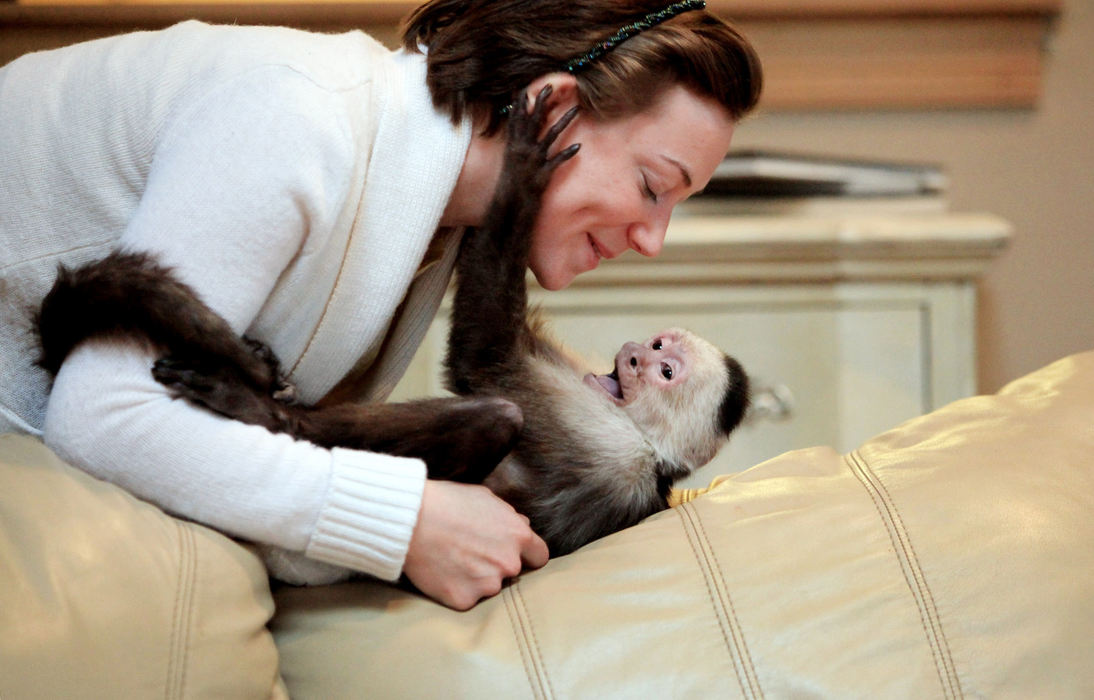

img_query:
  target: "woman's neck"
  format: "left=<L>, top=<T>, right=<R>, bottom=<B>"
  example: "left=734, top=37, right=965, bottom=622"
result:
left=440, top=126, right=505, bottom=228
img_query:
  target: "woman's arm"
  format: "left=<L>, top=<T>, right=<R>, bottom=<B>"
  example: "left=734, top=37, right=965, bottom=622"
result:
left=41, top=64, right=547, bottom=601
left=43, top=66, right=418, bottom=582
left=45, top=342, right=424, bottom=581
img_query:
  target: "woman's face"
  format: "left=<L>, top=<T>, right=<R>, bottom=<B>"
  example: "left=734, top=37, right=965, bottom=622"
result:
left=528, top=85, right=735, bottom=290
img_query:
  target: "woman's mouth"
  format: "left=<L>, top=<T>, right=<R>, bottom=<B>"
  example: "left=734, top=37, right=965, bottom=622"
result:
left=587, top=234, right=605, bottom=269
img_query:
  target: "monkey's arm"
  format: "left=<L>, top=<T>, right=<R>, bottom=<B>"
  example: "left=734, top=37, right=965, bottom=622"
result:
left=38, top=248, right=522, bottom=484
left=445, top=87, right=578, bottom=394
left=293, top=397, right=522, bottom=484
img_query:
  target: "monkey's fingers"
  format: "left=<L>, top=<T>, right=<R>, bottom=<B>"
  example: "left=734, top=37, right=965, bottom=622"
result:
left=529, top=83, right=554, bottom=122
left=509, top=84, right=553, bottom=141
left=542, top=105, right=579, bottom=152
left=548, top=143, right=581, bottom=169
left=502, top=86, right=545, bottom=173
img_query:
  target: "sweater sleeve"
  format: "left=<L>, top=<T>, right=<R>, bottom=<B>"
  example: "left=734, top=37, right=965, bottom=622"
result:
left=41, top=65, right=426, bottom=583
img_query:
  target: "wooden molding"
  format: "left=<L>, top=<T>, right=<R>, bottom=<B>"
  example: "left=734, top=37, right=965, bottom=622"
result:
left=711, top=0, right=1061, bottom=17
left=566, top=212, right=1013, bottom=286
left=0, top=0, right=1062, bottom=110
left=716, top=1, right=1062, bottom=110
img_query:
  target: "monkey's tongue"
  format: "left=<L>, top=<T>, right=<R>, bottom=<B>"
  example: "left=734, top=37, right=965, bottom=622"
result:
left=595, top=370, right=623, bottom=400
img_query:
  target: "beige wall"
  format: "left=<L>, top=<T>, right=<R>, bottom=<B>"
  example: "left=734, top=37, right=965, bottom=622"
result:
left=732, top=1, right=1094, bottom=392
left=3, top=4, right=1088, bottom=392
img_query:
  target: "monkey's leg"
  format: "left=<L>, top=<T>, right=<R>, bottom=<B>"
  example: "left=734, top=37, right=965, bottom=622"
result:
left=153, top=358, right=520, bottom=483
left=297, top=397, right=522, bottom=483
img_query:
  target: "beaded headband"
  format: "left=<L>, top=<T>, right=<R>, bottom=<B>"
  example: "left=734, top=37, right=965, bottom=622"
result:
left=500, top=0, right=707, bottom=115
left=564, top=0, right=707, bottom=73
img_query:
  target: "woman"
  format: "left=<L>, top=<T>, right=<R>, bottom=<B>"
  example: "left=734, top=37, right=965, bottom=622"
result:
left=0, top=0, right=761, bottom=609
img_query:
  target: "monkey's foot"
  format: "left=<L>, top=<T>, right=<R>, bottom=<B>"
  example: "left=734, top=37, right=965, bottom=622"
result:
left=241, top=335, right=296, bottom=399
left=152, top=356, right=284, bottom=425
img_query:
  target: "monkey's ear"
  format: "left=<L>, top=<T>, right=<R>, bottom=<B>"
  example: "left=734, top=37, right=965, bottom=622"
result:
left=520, top=72, right=580, bottom=125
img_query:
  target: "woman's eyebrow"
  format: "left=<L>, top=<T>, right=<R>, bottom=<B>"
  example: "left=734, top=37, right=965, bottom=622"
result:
left=660, top=155, right=692, bottom=188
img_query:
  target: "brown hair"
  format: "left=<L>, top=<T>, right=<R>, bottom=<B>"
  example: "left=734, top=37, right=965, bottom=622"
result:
left=402, top=0, right=762, bottom=135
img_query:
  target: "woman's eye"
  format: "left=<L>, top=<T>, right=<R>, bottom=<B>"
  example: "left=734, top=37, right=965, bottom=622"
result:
left=642, top=175, right=659, bottom=203
left=661, top=363, right=673, bottom=380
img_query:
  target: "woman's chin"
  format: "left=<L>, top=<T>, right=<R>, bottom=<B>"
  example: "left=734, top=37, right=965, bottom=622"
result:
left=530, top=264, right=578, bottom=291
left=533, top=272, right=569, bottom=291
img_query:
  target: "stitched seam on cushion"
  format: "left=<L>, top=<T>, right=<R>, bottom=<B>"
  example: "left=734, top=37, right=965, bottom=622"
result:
left=165, top=523, right=197, bottom=700
left=677, top=503, right=762, bottom=699
left=862, top=452, right=963, bottom=698
left=503, top=583, right=554, bottom=699
left=512, top=581, right=555, bottom=699
left=692, top=505, right=764, bottom=699
left=502, top=586, right=547, bottom=700
left=678, top=504, right=743, bottom=689
left=846, top=450, right=962, bottom=699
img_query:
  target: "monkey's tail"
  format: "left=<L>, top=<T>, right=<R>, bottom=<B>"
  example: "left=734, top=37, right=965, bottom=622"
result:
left=35, top=250, right=272, bottom=387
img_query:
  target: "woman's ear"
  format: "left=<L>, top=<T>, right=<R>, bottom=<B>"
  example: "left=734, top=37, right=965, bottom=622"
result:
left=521, top=72, right=580, bottom=126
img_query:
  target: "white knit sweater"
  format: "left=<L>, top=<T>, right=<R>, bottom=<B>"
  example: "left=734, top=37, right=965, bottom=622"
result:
left=0, top=22, right=472, bottom=583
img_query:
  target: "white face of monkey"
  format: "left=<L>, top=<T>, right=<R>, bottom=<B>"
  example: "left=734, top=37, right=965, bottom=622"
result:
left=582, top=328, right=739, bottom=471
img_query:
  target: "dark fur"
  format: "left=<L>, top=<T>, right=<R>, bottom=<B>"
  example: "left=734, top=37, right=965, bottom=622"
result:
left=36, top=249, right=522, bottom=485
left=36, top=88, right=748, bottom=555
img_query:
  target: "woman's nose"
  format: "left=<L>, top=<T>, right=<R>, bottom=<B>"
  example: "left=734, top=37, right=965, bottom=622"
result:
left=627, top=210, right=670, bottom=258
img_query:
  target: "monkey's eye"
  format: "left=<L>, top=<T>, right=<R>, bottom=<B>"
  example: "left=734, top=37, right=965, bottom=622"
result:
left=652, top=338, right=663, bottom=350
left=661, top=362, right=673, bottom=380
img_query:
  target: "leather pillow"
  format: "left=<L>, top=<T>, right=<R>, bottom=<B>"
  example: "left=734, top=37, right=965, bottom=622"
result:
left=0, top=434, right=284, bottom=699
left=272, top=352, right=1094, bottom=698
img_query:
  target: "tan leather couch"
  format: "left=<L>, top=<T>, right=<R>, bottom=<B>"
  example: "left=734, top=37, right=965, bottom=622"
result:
left=2, top=352, right=1092, bottom=698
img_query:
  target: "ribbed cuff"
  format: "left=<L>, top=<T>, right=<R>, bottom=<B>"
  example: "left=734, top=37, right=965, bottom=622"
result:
left=304, top=448, right=426, bottom=581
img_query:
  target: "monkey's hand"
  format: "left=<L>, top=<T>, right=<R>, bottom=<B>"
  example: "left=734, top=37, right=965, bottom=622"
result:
left=506, top=84, right=580, bottom=198
left=479, top=84, right=580, bottom=252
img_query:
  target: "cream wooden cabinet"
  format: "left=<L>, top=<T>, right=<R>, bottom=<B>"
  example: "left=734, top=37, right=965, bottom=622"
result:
left=391, top=211, right=1011, bottom=488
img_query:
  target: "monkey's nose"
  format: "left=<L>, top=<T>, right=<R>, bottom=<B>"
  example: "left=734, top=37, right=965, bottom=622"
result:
left=618, top=341, right=645, bottom=372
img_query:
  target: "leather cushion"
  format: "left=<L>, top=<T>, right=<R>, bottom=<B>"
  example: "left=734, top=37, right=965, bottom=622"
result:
left=272, top=352, right=1094, bottom=698
left=0, top=434, right=283, bottom=699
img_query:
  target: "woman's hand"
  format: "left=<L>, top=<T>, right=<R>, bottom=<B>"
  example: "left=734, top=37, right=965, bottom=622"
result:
left=403, top=479, right=549, bottom=611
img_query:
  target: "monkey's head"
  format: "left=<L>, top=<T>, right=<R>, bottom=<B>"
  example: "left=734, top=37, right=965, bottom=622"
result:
left=583, top=328, right=750, bottom=478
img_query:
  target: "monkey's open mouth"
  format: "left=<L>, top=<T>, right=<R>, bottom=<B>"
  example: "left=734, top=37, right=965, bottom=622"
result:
left=592, top=368, right=623, bottom=400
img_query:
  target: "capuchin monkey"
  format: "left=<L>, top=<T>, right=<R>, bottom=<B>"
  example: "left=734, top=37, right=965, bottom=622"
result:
left=35, top=87, right=749, bottom=556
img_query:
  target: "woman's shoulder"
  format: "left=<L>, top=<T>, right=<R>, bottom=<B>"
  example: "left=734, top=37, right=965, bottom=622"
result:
left=158, top=20, right=394, bottom=92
